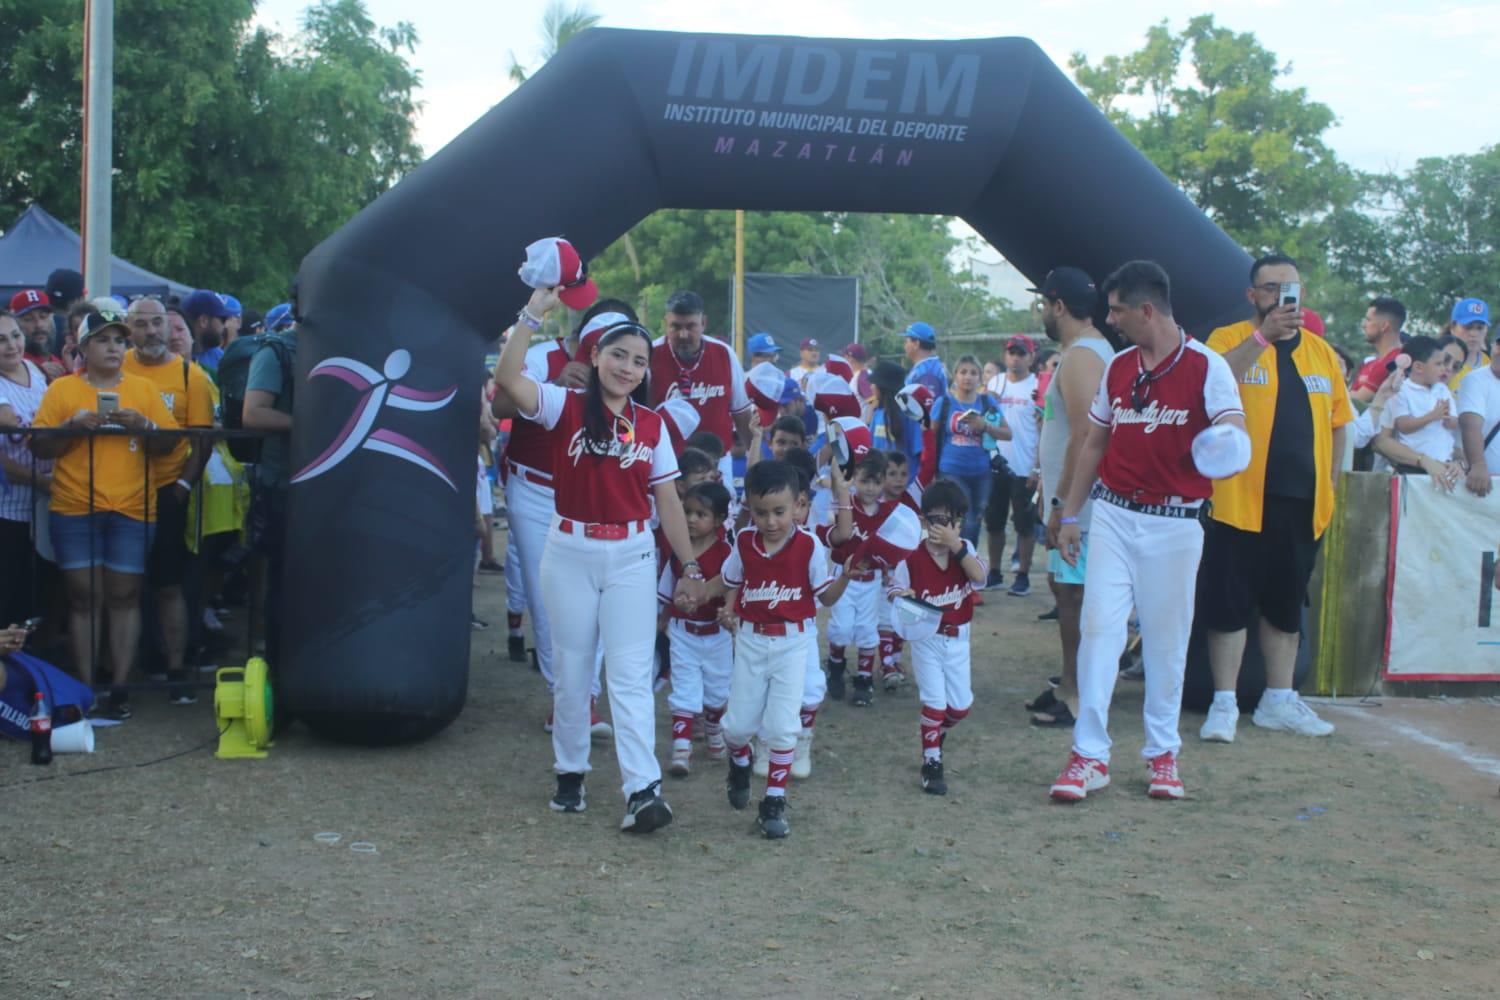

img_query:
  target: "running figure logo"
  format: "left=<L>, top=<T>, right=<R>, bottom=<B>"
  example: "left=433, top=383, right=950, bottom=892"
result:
left=292, top=349, right=459, bottom=489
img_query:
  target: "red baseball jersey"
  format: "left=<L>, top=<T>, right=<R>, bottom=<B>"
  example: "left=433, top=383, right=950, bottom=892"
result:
left=827, top=497, right=899, bottom=564
left=503, top=338, right=572, bottom=482
left=657, top=536, right=733, bottom=623
left=888, top=542, right=982, bottom=627
left=649, top=335, right=751, bottom=449
left=525, top=381, right=679, bottom=523
left=1087, top=336, right=1243, bottom=501
left=721, top=526, right=832, bottom=625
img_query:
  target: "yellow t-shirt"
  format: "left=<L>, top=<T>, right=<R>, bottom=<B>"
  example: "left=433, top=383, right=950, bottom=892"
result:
left=1449, top=353, right=1490, bottom=393
left=1205, top=322, right=1354, bottom=538
left=32, top=372, right=178, bottom=520
left=123, top=350, right=216, bottom=484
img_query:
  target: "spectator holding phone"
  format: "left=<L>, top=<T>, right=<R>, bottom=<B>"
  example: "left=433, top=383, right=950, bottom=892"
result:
left=1378, top=336, right=1459, bottom=472
left=30, top=310, right=176, bottom=719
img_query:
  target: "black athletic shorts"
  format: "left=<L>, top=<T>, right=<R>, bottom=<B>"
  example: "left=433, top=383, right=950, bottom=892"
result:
left=147, top=485, right=191, bottom=588
left=984, top=465, right=1037, bottom=535
left=1196, top=497, right=1321, bottom=634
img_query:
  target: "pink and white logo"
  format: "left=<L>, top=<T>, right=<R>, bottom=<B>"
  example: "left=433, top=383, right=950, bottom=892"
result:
left=292, top=349, right=459, bottom=489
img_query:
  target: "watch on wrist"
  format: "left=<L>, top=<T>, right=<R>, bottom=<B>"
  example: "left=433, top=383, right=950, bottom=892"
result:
left=1049, top=497, right=1062, bottom=509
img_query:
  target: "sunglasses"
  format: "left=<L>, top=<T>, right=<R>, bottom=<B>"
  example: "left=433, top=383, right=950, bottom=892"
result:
left=925, top=514, right=956, bottom=527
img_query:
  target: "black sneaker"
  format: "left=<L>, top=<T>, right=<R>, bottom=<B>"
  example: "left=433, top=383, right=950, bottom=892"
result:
left=470, top=615, right=490, bottom=631
left=1038, top=605, right=1059, bottom=621
left=91, top=698, right=131, bottom=721
left=550, top=772, right=586, bottom=813
left=727, top=758, right=752, bottom=810
left=826, top=663, right=846, bottom=701
left=920, top=759, right=948, bottom=795
left=621, top=780, right=673, bottom=834
left=1008, top=572, right=1031, bottom=597
left=507, top=634, right=527, bottom=662
left=529, top=648, right=540, bottom=673
left=756, top=796, right=790, bottom=839
left=167, top=686, right=198, bottom=706
left=984, top=568, right=1005, bottom=590
left=850, top=675, right=874, bottom=707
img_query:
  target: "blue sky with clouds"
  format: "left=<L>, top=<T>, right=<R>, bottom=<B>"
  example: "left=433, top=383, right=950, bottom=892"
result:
left=256, top=0, right=1498, bottom=171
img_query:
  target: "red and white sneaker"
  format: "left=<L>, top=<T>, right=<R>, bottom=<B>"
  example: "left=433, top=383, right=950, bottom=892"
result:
left=590, top=697, right=613, bottom=742
left=1146, top=751, right=1184, bottom=800
left=668, top=742, right=691, bottom=777
left=704, top=721, right=727, bottom=760
left=1049, top=752, right=1109, bottom=803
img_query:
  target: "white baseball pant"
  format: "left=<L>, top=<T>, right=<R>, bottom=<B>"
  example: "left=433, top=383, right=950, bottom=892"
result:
left=503, top=520, right=526, bottom=615
left=505, top=470, right=599, bottom=695
left=1072, top=499, right=1204, bottom=765
left=723, top=625, right=812, bottom=752
left=666, top=619, right=733, bottom=714
left=911, top=626, right=974, bottom=712
left=827, top=576, right=880, bottom=650
left=541, top=519, right=661, bottom=798
left=802, top=636, right=826, bottom=708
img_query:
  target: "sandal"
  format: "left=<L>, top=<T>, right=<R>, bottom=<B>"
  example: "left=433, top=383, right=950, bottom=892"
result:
left=1024, top=687, right=1059, bottom=713
left=1030, top=703, right=1077, bottom=727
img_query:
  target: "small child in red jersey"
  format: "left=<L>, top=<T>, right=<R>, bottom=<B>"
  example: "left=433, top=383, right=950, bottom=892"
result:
left=707, top=460, right=853, bottom=839
left=878, top=450, right=920, bottom=676
left=887, top=479, right=987, bottom=796
left=826, top=451, right=900, bottom=705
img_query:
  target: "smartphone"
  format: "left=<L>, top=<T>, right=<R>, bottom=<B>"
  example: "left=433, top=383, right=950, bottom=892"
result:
left=1279, top=282, right=1301, bottom=309
left=22, top=617, right=43, bottom=632
left=96, top=391, right=119, bottom=416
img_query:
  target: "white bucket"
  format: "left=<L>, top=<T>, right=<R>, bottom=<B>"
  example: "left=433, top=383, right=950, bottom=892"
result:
left=50, top=719, right=95, bottom=753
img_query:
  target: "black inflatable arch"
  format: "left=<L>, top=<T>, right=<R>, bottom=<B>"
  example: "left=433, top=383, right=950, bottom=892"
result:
left=286, top=29, right=1253, bottom=743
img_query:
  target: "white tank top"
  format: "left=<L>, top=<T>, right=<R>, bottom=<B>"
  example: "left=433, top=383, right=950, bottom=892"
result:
left=1039, top=335, right=1115, bottom=531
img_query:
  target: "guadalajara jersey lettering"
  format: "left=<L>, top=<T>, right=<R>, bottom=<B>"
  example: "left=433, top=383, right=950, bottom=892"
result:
left=1087, top=337, right=1243, bottom=501
left=649, top=335, right=751, bottom=449
left=721, top=526, right=832, bottom=625
left=503, top=338, right=572, bottom=483
left=888, top=543, right=982, bottom=627
left=523, top=380, right=678, bottom=523
left=657, top=537, right=733, bottom=623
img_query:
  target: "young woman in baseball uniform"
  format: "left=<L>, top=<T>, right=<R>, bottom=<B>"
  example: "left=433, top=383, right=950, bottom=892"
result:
left=706, top=460, right=853, bottom=839
left=887, top=479, right=988, bottom=796
left=494, top=283, right=706, bottom=833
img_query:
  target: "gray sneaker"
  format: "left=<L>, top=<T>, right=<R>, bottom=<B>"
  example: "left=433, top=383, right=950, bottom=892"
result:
left=1252, top=696, right=1334, bottom=737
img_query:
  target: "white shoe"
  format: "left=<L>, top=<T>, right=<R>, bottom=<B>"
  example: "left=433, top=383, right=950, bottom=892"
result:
left=705, top=721, right=727, bottom=760
left=752, top=738, right=769, bottom=777
left=668, top=743, right=691, bottom=777
left=1252, top=695, right=1335, bottom=737
left=202, top=608, right=224, bottom=632
left=791, top=729, right=813, bottom=779
left=1199, top=701, right=1239, bottom=743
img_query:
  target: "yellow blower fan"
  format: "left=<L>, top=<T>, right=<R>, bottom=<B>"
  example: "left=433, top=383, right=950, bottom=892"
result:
left=214, top=658, right=274, bottom=759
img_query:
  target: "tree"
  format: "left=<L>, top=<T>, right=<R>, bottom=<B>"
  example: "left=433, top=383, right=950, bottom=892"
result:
left=0, top=0, right=422, bottom=307
left=507, top=1, right=600, bottom=85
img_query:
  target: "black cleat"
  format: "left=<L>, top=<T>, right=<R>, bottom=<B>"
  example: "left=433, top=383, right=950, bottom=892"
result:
left=756, top=796, right=790, bottom=839
left=826, top=663, right=846, bottom=701
left=620, top=780, right=673, bottom=833
left=1038, top=606, right=1059, bottom=621
left=507, top=634, right=527, bottom=662
left=850, top=674, right=874, bottom=707
left=727, top=758, right=752, bottom=810
left=550, top=772, right=586, bottom=813
left=920, top=759, right=948, bottom=795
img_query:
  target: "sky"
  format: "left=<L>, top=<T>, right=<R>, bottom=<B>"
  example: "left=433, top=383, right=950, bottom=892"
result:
left=254, top=0, right=1499, bottom=173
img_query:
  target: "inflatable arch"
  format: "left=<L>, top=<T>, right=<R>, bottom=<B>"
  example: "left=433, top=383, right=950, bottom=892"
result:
left=285, top=29, right=1254, bottom=743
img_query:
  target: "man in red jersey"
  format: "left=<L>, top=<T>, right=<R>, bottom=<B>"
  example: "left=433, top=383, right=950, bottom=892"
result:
left=649, top=290, right=753, bottom=453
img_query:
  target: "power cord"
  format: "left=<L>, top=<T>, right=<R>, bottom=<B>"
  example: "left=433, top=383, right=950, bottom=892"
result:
left=1, top=723, right=229, bottom=789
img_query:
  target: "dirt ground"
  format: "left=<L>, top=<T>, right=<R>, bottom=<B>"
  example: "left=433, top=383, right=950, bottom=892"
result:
left=5, top=526, right=1500, bottom=999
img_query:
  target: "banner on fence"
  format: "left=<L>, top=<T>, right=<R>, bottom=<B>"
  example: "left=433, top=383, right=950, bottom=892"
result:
left=1384, top=475, right=1500, bottom=680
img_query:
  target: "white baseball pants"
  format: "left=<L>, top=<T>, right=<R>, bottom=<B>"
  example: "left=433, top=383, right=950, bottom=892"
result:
left=503, top=521, right=526, bottom=615
left=723, top=625, right=812, bottom=752
left=541, top=519, right=661, bottom=798
left=1072, top=499, right=1203, bottom=764
left=911, top=627, right=974, bottom=712
left=802, top=636, right=826, bottom=708
left=666, top=620, right=733, bottom=714
left=827, top=576, right=880, bottom=649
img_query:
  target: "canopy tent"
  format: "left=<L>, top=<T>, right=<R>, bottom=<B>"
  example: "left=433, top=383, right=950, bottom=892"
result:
left=0, top=204, right=193, bottom=301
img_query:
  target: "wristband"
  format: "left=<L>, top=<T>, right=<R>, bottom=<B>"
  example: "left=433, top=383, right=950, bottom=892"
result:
left=175, top=478, right=192, bottom=492
left=1059, top=516, right=1079, bottom=525
left=517, top=308, right=542, bottom=331
left=1252, top=330, right=1270, bottom=349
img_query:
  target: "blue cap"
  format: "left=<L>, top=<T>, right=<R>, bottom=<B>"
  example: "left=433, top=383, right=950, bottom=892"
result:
left=110, top=293, right=130, bottom=309
left=219, top=294, right=242, bottom=318
left=747, top=332, right=780, bottom=355
left=1452, top=298, right=1490, bottom=326
left=264, top=303, right=294, bottom=331
left=182, top=289, right=233, bottom=320
left=778, top=377, right=803, bottom=405
left=904, top=321, right=936, bottom=344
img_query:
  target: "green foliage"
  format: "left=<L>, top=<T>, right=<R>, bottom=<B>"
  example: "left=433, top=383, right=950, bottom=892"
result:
left=507, top=1, right=600, bottom=85
left=0, top=0, right=421, bottom=307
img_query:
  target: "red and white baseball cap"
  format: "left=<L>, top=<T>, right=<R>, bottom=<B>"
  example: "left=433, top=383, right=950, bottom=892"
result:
left=656, top=398, right=701, bottom=451
left=519, top=236, right=598, bottom=310
left=9, top=289, right=51, bottom=315
left=851, top=504, right=922, bottom=569
left=808, top=371, right=860, bottom=420
left=822, top=353, right=854, bottom=382
left=573, top=311, right=631, bottom=363
left=828, top=416, right=873, bottom=467
left=895, top=384, right=935, bottom=422
left=745, top=361, right=786, bottom=411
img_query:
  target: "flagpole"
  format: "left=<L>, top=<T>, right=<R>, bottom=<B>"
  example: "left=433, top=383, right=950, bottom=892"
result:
left=81, top=0, right=114, bottom=297
left=734, top=210, right=746, bottom=358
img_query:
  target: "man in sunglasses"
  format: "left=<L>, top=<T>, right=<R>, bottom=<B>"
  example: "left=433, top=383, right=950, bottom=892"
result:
left=1050, top=261, right=1246, bottom=803
left=649, top=290, right=753, bottom=454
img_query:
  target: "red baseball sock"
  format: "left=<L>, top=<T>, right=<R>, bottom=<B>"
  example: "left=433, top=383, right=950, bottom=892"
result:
left=828, top=645, right=846, bottom=668
left=878, top=629, right=896, bottom=667
left=671, top=710, right=694, bottom=746
left=728, top=742, right=751, bottom=768
left=704, top=704, right=726, bottom=726
left=506, top=612, right=524, bottom=635
left=857, top=647, right=876, bottom=679
left=766, top=747, right=795, bottom=797
left=921, top=705, right=945, bottom=762
left=943, top=705, right=971, bottom=732
left=800, top=706, right=819, bottom=730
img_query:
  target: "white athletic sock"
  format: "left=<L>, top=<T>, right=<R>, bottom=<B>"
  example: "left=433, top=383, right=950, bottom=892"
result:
left=1212, top=690, right=1237, bottom=709
left=1260, top=687, right=1293, bottom=708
